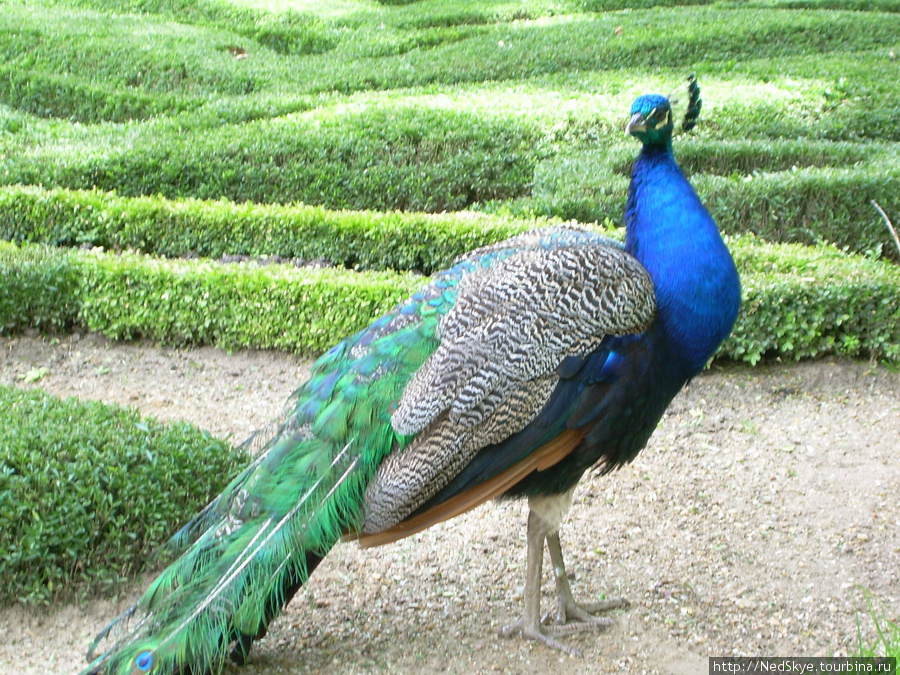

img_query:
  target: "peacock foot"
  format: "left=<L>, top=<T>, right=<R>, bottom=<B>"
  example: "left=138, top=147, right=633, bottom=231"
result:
left=499, top=599, right=623, bottom=658
left=499, top=617, right=578, bottom=656
left=543, top=595, right=629, bottom=628
left=499, top=596, right=627, bottom=656
left=504, top=505, right=631, bottom=656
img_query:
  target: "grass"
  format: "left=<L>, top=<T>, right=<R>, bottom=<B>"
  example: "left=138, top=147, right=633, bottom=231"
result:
left=858, top=590, right=900, bottom=667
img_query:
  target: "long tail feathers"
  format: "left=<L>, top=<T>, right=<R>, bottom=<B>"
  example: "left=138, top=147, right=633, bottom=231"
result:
left=82, top=440, right=362, bottom=675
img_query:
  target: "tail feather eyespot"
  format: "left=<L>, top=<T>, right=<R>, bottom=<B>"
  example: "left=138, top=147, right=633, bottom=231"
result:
left=134, top=651, right=153, bottom=673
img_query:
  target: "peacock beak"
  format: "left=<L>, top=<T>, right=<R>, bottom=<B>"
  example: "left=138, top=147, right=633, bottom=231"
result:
left=625, top=112, right=647, bottom=136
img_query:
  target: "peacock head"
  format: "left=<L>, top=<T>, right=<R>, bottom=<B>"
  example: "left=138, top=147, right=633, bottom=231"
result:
left=626, top=94, right=674, bottom=149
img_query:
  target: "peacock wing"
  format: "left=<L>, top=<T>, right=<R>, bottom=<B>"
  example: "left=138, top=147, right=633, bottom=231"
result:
left=360, top=228, right=656, bottom=539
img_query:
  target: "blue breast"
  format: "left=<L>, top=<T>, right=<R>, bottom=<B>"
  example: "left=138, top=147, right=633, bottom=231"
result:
left=626, top=146, right=741, bottom=376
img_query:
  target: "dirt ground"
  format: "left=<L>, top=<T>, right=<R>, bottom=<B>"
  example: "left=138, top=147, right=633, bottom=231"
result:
left=0, top=332, right=898, bottom=675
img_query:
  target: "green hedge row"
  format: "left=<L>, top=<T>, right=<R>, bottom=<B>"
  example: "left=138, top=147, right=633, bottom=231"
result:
left=0, top=384, right=240, bottom=604
left=0, top=241, right=424, bottom=355
left=1, top=103, right=543, bottom=212
left=0, top=242, right=81, bottom=334
left=0, top=65, right=206, bottom=124
left=524, top=144, right=900, bottom=262
left=3, top=176, right=899, bottom=275
left=724, top=236, right=900, bottom=363
left=299, top=8, right=900, bottom=99
left=6, top=2, right=900, bottom=143
left=0, top=3, right=262, bottom=99
left=1, top=239, right=897, bottom=363
left=47, top=0, right=341, bottom=56
left=758, top=0, right=900, bottom=11
left=0, top=186, right=543, bottom=274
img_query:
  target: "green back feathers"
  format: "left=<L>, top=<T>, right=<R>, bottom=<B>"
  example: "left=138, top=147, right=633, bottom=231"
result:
left=82, top=249, right=478, bottom=675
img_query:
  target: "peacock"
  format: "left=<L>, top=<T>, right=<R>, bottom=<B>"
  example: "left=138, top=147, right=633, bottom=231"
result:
left=82, top=77, right=741, bottom=674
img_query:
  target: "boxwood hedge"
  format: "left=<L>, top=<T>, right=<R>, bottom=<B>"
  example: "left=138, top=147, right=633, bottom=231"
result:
left=0, top=385, right=241, bottom=604
left=1, top=239, right=897, bottom=363
left=525, top=141, right=900, bottom=262
left=0, top=185, right=541, bottom=275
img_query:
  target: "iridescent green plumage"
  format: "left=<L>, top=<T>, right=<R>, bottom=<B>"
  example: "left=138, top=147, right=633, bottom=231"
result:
left=83, top=272, right=444, bottom=674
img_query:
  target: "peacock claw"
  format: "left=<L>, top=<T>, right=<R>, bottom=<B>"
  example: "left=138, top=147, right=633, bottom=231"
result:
left=501, top=596, right=625, bottom=657
left=499, top=617, right=587, bottom=657
left=544, top=596, right=629, bottom=626
left=503, top=507, right=631, bottom=656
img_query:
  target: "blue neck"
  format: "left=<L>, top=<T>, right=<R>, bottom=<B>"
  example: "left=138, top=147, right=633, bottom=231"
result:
left=625, top=145, right=741, bottom=376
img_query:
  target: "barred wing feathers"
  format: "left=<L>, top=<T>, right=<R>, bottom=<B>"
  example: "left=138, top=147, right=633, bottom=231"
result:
left=362, top=228, right=655, bottom=539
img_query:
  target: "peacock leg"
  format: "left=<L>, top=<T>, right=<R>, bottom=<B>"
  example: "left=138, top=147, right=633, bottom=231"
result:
left=499, top=509, right=583, bottom=655
left=500, top=490, right=627, bottom=656
left=544, top=531, right=628, bottom=627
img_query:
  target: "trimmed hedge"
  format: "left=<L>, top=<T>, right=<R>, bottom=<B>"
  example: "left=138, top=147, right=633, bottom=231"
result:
left=77, top=250, right=423, bottom=354
left=525, top=142, right=900, bottom=262
left=0, top=186, right=541, bottom=275
left=305, top=9, right=900, bottom=98
left=0, top=65, right=206, bottom=124
left=16, top=4, right=900, bottom=101
left=0, top=385, right=240, bottom=604
left=0, top=3, right=263, bottom=99
left=0, top=241, right=424, bottom=355
left=49, top=0, right=341, bottom=57
left=1, top=240, right=897, bottom=363
left=0, top=243, right=81, bottom=334
left=1, top=105, right=543, bottom=212
left=723, top=235, right=900, bottom=364
left=3, top=178, right=898, bottom=274
left=697, top=167, right=900, bottom=263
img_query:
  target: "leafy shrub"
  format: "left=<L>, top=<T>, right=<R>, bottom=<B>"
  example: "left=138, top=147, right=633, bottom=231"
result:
left=303, top=9, right=900, bottom=98
left=767, top=0, right=900, bottom=11
left=722, top=235, right=900, bottom=364
left=0, top=385, right=241, bottom=604
left=0, top=66, right=206, bottom=123
left=583, top=0, right=718, bottom=9
left=697, top=167, right=900, bottom=263
left=0, top=4, right=261, bottom=98
left=0, top=186, right=542, bottom=274
left=0, top=243, right=80, bottom=334
left=6, top=2, right=900, bottom=134
left=1, top=104, right=543, bottom=211
left=75, top=249, right=423, bottom=354
left=523, top=144, right=900, bottom=262
left=0, top=1, right=339, bottom=122
left=58, top=0, right=340, bottom=56
left=1, top=239, right=897, bottom=363
left=611, top=139, right=876, bottom=178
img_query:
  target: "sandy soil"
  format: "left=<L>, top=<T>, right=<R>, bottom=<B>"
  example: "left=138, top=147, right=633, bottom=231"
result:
left=1, top=333, right=898, bottom=675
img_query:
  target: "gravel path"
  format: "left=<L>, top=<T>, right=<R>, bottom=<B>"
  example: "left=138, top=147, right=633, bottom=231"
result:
left=1, top=333, right=898, bottom=675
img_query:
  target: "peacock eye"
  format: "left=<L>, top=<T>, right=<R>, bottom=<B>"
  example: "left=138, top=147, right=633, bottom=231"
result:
left=135, top=651, right=153, bottom=672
